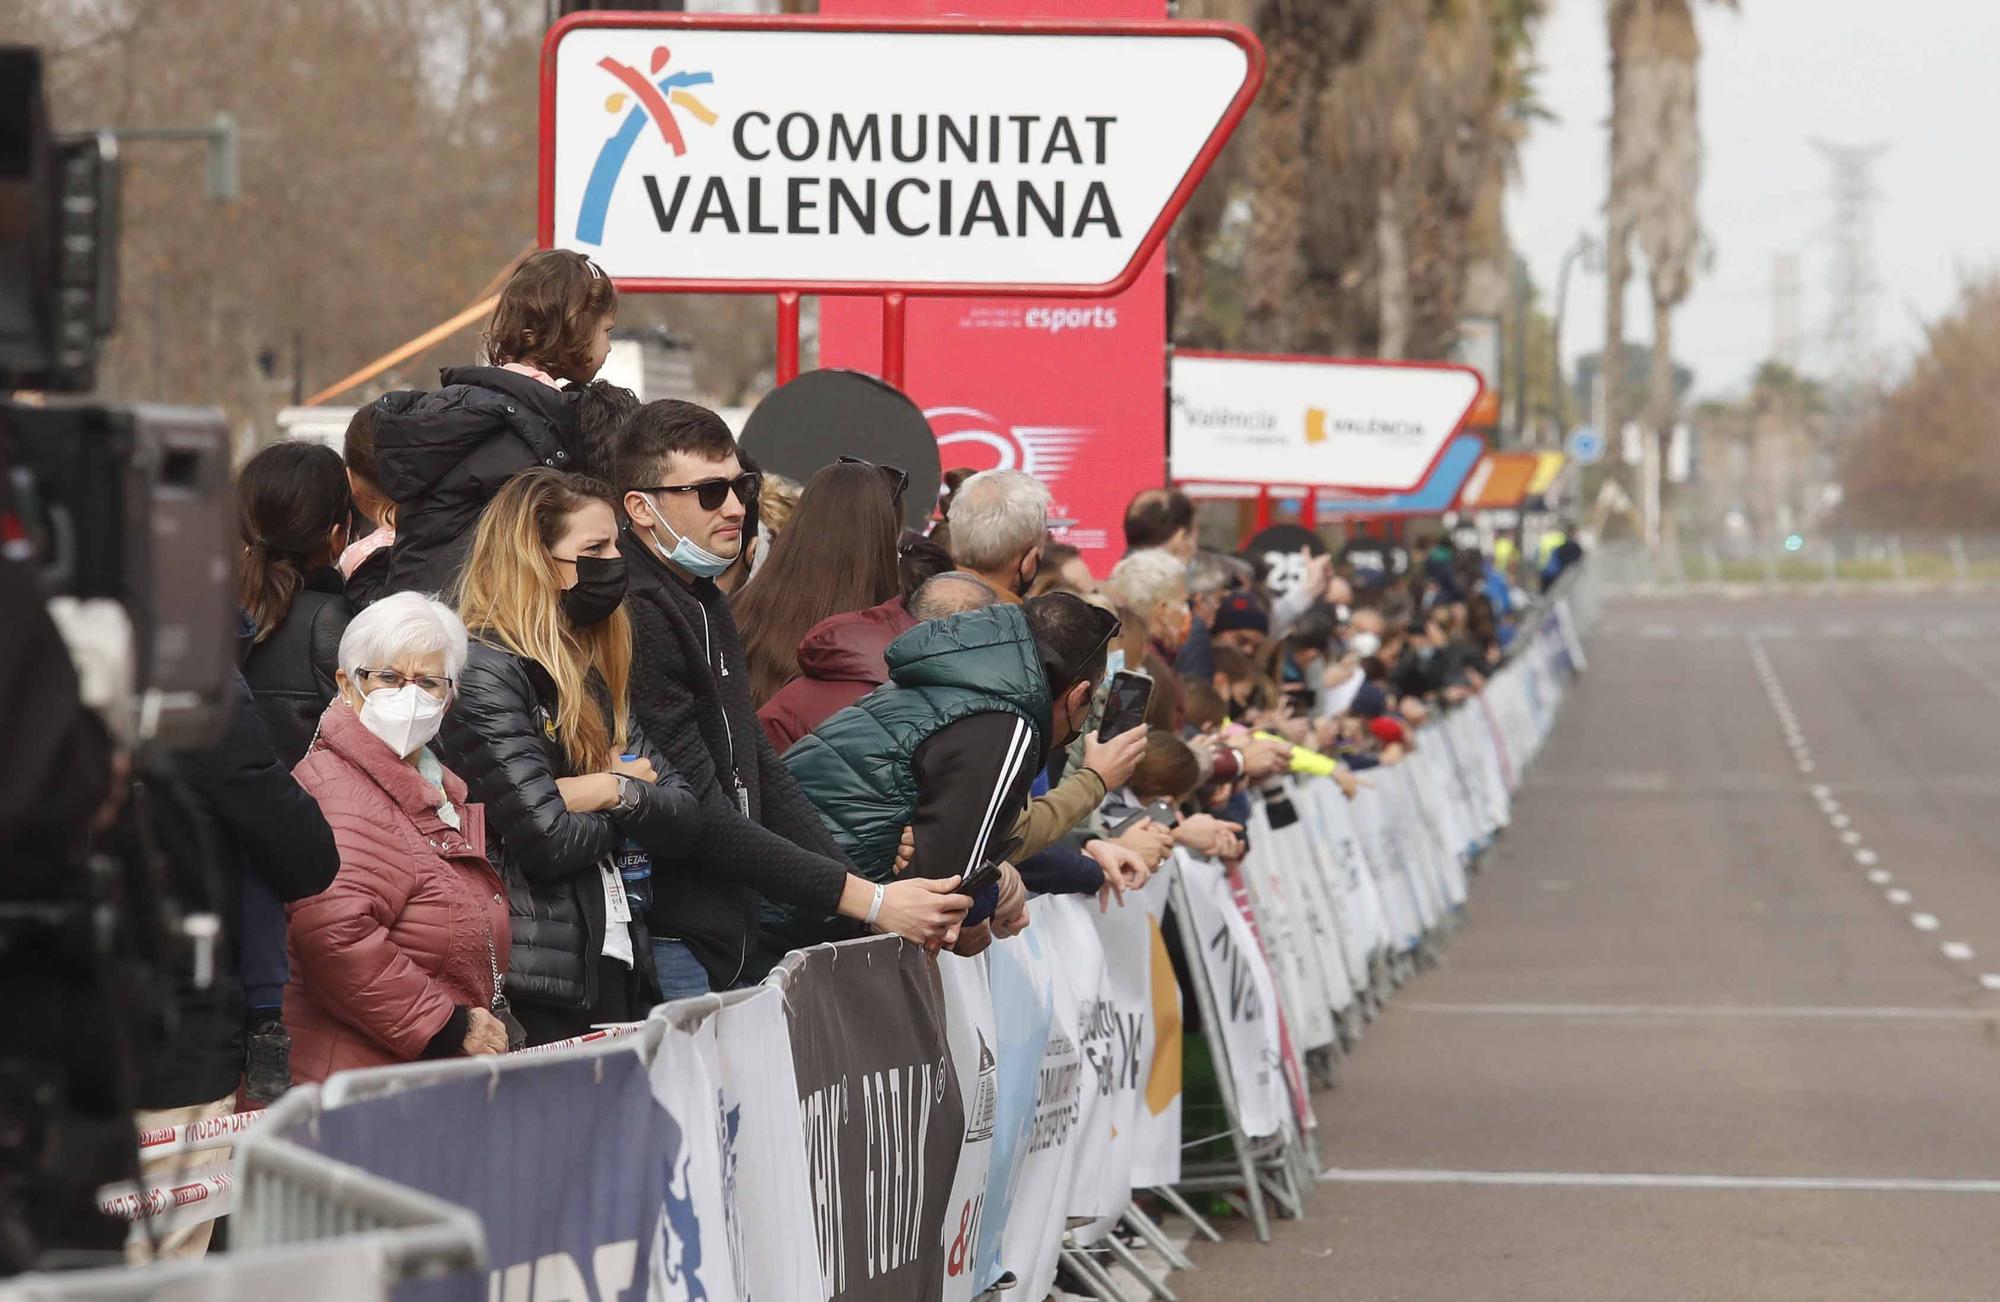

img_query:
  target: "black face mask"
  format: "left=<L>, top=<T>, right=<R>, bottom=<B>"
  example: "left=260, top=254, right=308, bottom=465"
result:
left=560, top=554, right=628, bottom=628
left=1015, top=554, right=1039, bottom=599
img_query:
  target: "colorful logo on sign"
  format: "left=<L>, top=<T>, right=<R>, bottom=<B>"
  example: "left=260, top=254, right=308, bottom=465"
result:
left=1304, top=407, right=1331, bottom=446
left=577, top=46, right=717, bottom=246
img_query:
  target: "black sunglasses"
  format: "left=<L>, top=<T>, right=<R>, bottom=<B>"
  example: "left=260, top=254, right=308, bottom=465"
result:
left=641, top=471, right=762, bottom=513
left=837, top=455, right=909, bottom=503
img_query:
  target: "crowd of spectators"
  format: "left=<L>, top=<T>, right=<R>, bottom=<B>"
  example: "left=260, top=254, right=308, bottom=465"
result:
left=108, top=251, right=1552, bottom=1260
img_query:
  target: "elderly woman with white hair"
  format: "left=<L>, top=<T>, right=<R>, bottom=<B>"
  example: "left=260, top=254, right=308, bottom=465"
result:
left=283, top=591, right=516, bottom=1083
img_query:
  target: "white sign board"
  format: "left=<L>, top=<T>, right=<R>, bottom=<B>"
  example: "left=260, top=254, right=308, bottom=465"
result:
left=542, top=18, right=1260, bottom=292
left=1170, top=351, right=1483, bottom=493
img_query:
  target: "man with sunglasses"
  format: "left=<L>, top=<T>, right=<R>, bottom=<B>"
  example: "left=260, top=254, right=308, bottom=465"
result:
left=612, top=400, right=966, bottom=996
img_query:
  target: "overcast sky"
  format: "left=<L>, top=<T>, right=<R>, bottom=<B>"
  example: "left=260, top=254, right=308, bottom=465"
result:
left=1509, top=0, right=2000, bottom=403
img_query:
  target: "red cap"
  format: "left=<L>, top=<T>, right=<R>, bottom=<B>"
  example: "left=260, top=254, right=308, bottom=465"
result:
left=1368, top=716, right=1408, bottom=747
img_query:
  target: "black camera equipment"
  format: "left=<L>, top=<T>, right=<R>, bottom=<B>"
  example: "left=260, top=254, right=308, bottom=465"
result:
left=2, top=44, right=239, bottom=1272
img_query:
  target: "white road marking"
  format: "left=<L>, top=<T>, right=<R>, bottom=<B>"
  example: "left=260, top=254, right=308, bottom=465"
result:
left=1317, top=1168, right=2000, bottom=1194
left=1830, top=813, right=1851, bottom=829
left=1866, top=869, right=1894, bottom=885
left=1397, top=1002, right=1997, bottom=1022
left=1798, top=761, right=1817, bottom=773
left=1810, top=784, right=1832, bottom=799
left=1942, top=942, right=1975, bottom=961
left=1912, top=913, right=1942, bottom=932
left=1855, top=849, right=1879, bottom=866
left=1840, top=830, right=1861, bottom=845
left=1887, top=889, right=1914, bottom=905
left=1642, top=624, right=1677, bottom=638
left=1981, top=974, right=2000, bottom=992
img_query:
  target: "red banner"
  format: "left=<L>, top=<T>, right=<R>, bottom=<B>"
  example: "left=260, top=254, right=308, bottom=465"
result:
left=818, top=0, right=1167, bottom=574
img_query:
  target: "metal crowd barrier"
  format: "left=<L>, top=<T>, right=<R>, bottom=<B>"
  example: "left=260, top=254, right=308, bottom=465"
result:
left=1, top=1090, right=485, bottom=1301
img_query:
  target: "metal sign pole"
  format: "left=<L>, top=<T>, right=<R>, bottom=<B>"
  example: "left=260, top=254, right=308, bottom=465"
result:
left=775, top=290, right=801, bottom=385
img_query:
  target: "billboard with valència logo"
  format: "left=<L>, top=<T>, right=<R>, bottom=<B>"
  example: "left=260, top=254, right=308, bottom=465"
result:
left=1170, top=349, right=1486, bottom=494
left=539, top=14, right=1261, bottom=294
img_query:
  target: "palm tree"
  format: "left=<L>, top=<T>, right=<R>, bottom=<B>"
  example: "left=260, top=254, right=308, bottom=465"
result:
left=1604, top=0, right=1732, bottom=548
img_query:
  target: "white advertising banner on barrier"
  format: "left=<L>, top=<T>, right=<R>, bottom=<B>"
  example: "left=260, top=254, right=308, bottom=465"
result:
left=544, top=19, right=1259, bottom=291
left=1098, top=868, right=1183, bottom=1191
left=1176, top=851, right=1287, bottom=1140
left=975, top=928, right=1054, bottom=1292
left=1170, top=351, right=1484, bottom=492
left=936, top=953, right=998, bottom=1302
left=998, top=927, right=1084, bottom=1302
left=648, top=1022, right=746, bottom=1302
left=663, top=988, right=826, bottom=1302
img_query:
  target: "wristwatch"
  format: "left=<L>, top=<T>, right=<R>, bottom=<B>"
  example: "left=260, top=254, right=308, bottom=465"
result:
left=612, top=773, right=644, bottom=818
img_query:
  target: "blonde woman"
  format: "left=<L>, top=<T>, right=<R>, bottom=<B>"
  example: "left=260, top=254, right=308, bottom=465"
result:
left=439, top=469, right=699, bottom=1044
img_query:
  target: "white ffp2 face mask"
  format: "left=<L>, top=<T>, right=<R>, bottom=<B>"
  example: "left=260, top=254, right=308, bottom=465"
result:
left=1348, top=631, right=1383, bottom=658
left=357, top=683, right=447, bottom=757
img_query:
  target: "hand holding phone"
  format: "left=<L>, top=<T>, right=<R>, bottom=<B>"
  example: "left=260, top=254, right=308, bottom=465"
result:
left=1097, top=670, right=1154, bottom=742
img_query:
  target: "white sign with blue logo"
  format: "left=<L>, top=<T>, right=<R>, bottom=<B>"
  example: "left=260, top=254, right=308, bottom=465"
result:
left=545, top=19, right=1257, bottom=289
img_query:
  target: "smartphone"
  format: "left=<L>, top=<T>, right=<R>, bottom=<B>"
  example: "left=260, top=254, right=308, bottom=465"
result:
left=958, top=860, right=1004, bottom=896
left=1097, top=670, right=1154, bottom=741
left=1142, top=798, right=1179, bottom=826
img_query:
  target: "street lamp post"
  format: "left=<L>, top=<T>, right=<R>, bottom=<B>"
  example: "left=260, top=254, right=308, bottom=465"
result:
left=1550, top=232, right=1601, bottom=445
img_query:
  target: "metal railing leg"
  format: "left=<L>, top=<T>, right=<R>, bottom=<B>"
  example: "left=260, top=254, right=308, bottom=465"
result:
left=1102, top=1230, right=1178, bottom=1301
left=1123, top=1206, right=1196, bottom=1272
left=1150, top=1185, right=1223, bottom=1243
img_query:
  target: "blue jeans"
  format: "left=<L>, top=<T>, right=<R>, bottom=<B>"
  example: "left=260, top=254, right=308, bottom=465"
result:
left=653, top=939, right=712, bottom=1003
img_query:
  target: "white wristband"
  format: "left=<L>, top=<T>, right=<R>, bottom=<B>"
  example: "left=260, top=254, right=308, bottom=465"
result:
left=865, top=883, right=886, bottom=928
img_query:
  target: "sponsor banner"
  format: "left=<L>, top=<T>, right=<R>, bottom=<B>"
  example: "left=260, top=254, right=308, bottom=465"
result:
left=295, top=1042, right=681, bottom=1302
left=646, top=1023, right=742, bottom=1302
left=1171, top=351, right=1483, bottom=493
left=1347, top=784, right=1424, bottom=949
left=656, top=987, right=825, bottom=1302
left=1101, top=866, right=1183, bottom=1191
left=974, top=925, right=1055, bottom=1292
left=819, top=0, right=1172, bottom=574
left=542, top=15, right=1259, bottom=293
left=1258, top=794, right=1359, bottom=1015
left=936, top=953, right=999, bottom=1302
left=783, top=938, right=964, bottom=1302
left=1173, top=851, right=1286, bottom=1140
left=1294, top=780, right=1392, bottom=988
left=1236, top=801, right=1339, bottom=1050
left=1036, top=895, right=1123, bottom=1235
left=998, top=926, right=1087, bottom=1301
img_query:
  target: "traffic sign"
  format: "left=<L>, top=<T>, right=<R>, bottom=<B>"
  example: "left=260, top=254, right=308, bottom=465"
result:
left=540, top=15, right=1262, bottom=297
left=1566, top=424, right=1604, bottom=465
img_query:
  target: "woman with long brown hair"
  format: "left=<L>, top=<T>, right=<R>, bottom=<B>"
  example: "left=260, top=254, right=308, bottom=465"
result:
left=439, top=468, right=699, bottom=1044
left=731, top=458, right=904, bottom=707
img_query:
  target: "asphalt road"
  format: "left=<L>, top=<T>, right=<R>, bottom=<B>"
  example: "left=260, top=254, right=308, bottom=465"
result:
left=1177, top=591, right=2000, bottom=1301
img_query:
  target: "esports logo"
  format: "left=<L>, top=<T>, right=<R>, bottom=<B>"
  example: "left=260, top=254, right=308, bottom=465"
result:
left=577, top=45, right=718, bottom=245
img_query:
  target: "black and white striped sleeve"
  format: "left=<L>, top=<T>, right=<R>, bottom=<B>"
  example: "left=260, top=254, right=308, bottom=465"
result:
left=906, top=711, right=1038, bottom=884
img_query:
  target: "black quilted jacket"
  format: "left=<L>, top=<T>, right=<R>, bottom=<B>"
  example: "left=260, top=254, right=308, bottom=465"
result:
left=437, top=639, right=699, bottom=1012
left=373, top=367, right=580, bottom=600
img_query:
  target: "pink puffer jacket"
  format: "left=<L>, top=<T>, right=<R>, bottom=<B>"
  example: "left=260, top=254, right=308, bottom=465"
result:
left=285, top=700, right=509, bottom=1082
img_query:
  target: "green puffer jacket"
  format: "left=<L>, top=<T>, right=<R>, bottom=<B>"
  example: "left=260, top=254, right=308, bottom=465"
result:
left=785, top=603, right=1050, bottom=879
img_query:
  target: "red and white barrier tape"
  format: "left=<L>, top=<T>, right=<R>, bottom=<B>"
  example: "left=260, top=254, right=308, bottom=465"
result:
left=137, top=1107, right=264, bottom=1157
left=512, top=1021, right=644, bottom=1056
left=100, top=1170, right=234, bottom=1229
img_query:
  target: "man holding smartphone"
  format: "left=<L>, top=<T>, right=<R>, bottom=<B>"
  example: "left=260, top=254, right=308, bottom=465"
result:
left=786, top=593, right=1121, bottom=948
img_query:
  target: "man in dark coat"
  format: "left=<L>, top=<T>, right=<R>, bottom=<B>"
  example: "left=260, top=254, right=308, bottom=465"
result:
left=372, top=367, right=581, bottom=598
left=612, top=400, right=864, bottom=993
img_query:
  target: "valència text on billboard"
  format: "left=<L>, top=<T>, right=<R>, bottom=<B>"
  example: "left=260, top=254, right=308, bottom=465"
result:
left=1169, top=352, right=1484, bottom=495
left=544, top=21, right=1257, bottom=290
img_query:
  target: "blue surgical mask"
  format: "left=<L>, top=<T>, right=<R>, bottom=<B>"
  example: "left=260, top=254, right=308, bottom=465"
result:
left=646, top=497, right=733, bottom=579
